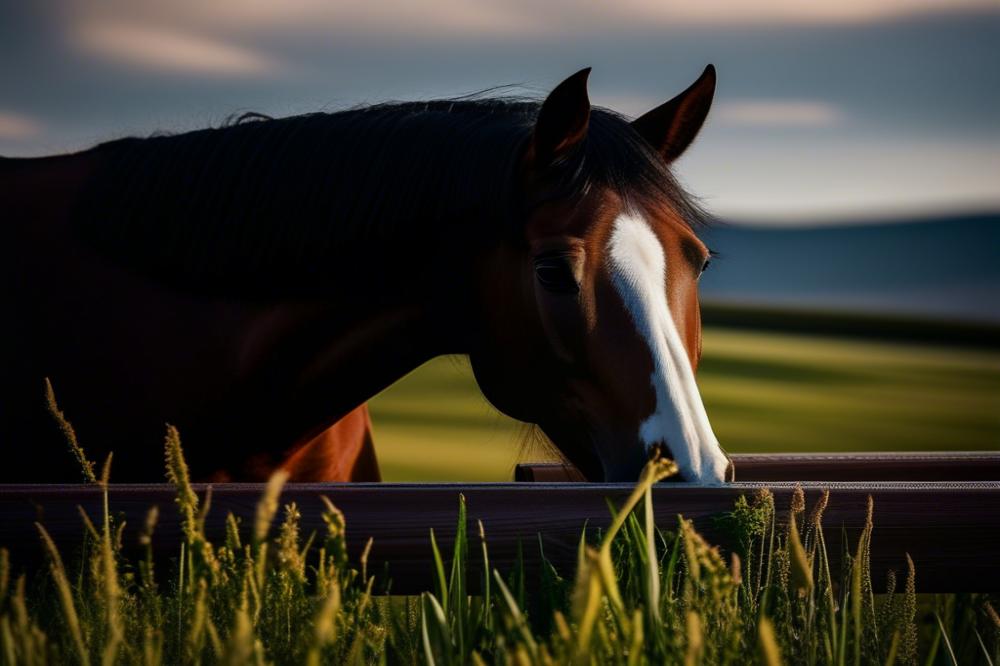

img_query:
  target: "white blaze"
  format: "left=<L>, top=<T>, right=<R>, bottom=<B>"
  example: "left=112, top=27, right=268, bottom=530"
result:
left=606, top=212, right=729, bottom=484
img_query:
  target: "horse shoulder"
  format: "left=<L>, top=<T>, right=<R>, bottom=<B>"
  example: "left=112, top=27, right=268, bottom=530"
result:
left=278, top=404, right=381, bottom=482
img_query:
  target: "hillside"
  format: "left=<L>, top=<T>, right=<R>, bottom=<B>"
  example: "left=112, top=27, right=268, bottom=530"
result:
left=699, top=212, right=1000, bottom=322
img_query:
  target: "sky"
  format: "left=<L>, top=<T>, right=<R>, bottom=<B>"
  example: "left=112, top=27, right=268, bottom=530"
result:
left=1, top=1, right=998, bottom=223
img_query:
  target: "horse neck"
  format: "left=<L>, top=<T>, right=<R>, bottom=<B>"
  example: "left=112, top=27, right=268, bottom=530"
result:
left=238, top=234, right=482, bottom=446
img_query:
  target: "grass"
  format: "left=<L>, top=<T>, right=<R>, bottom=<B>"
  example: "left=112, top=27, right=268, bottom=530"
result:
left=369, top=328, right=1000, bottom=481
left=2, top=433, right=998, bottom=665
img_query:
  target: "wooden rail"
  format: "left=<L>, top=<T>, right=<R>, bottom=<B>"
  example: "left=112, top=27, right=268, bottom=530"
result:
left=515, top=452, right=1000, bottom=482
left=0, top=453, right=997, bottom=593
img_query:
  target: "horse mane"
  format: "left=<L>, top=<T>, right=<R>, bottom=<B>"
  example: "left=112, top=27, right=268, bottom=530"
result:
left=76, top=96, right=707, bottom=297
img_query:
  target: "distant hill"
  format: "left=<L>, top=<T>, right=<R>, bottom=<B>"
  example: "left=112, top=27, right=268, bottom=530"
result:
left=698, top=212, right=1000, bottom=323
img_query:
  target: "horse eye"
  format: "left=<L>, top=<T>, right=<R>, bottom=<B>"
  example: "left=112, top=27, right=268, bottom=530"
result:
left=534, top=255, right=580, bottom=294
left=701, top=258, right=712, bottom=274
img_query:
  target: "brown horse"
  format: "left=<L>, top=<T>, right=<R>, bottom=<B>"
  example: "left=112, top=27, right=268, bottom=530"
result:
left=0, top=66, right=730, bottom=484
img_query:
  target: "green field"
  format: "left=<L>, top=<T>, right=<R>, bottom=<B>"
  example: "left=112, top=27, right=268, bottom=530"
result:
left=369, top=328, right=1000, bottom=481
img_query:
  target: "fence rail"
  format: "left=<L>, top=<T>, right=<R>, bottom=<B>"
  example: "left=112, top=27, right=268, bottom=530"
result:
left=1, top=453, right=997, bottom=593
left=514, top=451, right=1000, bottom=482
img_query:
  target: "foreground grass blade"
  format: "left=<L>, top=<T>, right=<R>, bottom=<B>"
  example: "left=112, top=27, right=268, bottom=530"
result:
left=429, top=529, right=448, bottom=614
left=758, top=617, right=783, bottom=666
left=934, top=613, right=959, bottom=666
left=36, top=523, right=90, bottom=666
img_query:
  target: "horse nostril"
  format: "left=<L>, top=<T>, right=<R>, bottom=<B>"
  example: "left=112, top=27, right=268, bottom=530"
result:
left=725, top=456, right=736, bottom=482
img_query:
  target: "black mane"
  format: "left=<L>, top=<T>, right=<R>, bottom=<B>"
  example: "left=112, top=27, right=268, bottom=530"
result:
left=76, top=97, right=706, bottom=297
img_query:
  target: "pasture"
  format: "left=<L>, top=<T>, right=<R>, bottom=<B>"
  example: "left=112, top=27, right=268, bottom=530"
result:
left=370, top=327, right=1000, bottom=481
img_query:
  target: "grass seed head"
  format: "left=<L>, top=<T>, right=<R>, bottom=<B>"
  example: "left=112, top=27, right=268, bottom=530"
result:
left=44, top=377, right=97, bottom=484
left=730, top=552, right=742, bottom=587
left=140, top=506, right=159, bottom=547
left=253, top=469, right=289, bottom=544
left=788, top=512, right=813, bottom=595
left=809, top=489, right=829, bottom=530
left=790, top=485, right=805, bottom=516
left=276, top=502, right=306, bottom=582
left=320, top=496, right=349, bottom=571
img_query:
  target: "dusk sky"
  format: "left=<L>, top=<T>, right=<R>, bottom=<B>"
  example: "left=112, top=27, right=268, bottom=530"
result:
left=2, top=1, right=998, bottom=223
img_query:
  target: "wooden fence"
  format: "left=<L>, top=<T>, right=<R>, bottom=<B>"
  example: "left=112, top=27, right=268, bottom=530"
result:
left=1, top=452, right=997, bottom=593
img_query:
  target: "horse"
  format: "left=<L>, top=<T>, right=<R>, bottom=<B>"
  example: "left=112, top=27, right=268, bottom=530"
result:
left=0, top=66, right=731, bottom=484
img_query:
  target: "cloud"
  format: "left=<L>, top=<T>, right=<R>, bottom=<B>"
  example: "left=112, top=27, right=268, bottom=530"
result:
left=714, top=100, right=844, bottom=128
left=587, top=0, right=996, bottom=27
left=59, top=0, right=999, bottom=43
left=0, top=112, right=42, bottom=140
left=61, top=1, right=537, bottom=41
left=74, top=21, right=283, bottom=77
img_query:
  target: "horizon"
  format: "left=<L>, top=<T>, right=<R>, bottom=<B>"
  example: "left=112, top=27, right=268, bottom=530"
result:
left=718, top=205, right=1000, bottom=227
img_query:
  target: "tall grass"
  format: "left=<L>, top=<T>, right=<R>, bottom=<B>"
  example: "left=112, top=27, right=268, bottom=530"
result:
left=0, top=429, right=996, bottom=664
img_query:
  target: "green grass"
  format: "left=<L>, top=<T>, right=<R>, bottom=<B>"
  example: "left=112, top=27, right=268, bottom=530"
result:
left=368, top=357, right=531, bottom=482
left=4, top=441, right=998, bottom=665
left=370, top=328, right=1000, bottom=481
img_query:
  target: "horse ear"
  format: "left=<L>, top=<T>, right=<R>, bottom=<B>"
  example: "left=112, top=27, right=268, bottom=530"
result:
left=632, top=65, right=716, bottom=163
left=529, top=68, right=591, bottom=167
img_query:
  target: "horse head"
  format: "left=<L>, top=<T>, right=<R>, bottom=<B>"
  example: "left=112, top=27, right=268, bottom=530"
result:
left=470, top=66, right=731, bottom=483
